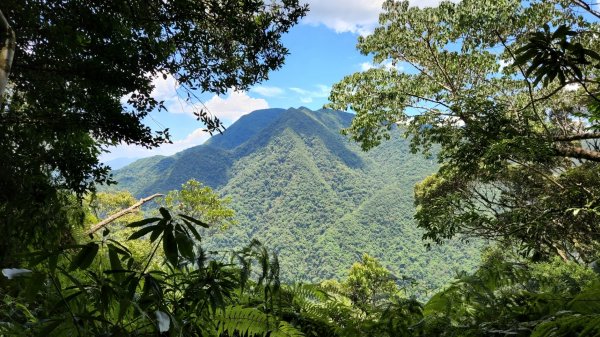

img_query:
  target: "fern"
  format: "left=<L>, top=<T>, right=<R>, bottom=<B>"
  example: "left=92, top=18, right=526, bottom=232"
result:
left=215, top=305, right=304, bottom=337
left=532, top=314, right=600, bottom=337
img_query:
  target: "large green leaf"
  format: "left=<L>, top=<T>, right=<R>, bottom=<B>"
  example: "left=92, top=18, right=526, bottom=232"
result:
left=69, top=243, right=99, bottom=270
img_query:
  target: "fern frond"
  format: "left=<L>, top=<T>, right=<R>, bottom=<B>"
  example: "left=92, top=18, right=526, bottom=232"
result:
left=532, top=313, right=600, bottom=337
left=215, top=305, right=304, bottom=337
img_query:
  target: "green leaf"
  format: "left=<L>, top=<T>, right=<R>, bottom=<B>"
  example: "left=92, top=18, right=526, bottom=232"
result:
left=163, top=225, right=178, bottom=267
left=108, top=246, right=124, bottom=283
left=179, top=213, right=210, bottom=228
left=159, top=207, right=172, bottom=220
left=175, top=227, right=195, bottom=260
left=552, top=25, right=570, bottom=39
left=128, top=225, right=160, bottom=240
left=69, top=243, right=99, bottom=270
left=182, top=219, right=202, bottom=241
left=150, top=219, right=167, bottom=243
left=106, top=240, right=132, bottom=256
left=126, top=217, right=161, bottom=228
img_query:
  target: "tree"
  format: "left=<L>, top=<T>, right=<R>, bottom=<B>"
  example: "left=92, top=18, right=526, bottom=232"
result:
left=343, top=254, right=399, bottom=311
left=163, top=179, right=236, bottom=229
left=0, top=0, right=307, bottom=261
left=1, top=206, right=305, bottom=336
left=328, top=0, right=600, bottom=262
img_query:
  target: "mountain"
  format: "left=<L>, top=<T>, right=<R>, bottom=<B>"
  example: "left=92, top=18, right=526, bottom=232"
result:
left=104, top=157, right=140, bottom=170
left=110, top=107, right=481, bottom=293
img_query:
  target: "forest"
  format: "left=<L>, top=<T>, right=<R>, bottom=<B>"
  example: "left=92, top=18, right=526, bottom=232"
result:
left=2, top=0, right=600, bottom=336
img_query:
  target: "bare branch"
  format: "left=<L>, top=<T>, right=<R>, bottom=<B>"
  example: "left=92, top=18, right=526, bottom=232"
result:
left=571, top=0, right=600, bottom=20
left=86, top=193, right=164, bottom=236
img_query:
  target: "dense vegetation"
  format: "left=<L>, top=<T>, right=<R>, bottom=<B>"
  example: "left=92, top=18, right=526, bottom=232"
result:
left=0, top=0, right=307, bottom=265
left=110, top=107, right=483, bottom=291
left=2, top=0, right=600, bottom=336
left=328, top=0, right=600, bottom=262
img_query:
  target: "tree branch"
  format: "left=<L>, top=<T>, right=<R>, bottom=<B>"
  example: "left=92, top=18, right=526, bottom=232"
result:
left=553, top=132, right=600, bottom=142
left=86, top=193, right=164, bottom=235
left=554, top=145, right=600, bottom=162
left=571, top=0, right=600, bottom=20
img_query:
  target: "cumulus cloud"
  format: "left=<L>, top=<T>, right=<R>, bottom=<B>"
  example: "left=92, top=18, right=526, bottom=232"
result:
left=303, top=0, right=459, bottom=35
left=289, top=85, right=331, bottom=103
left=204, top=90, right=269, bottom=122
left=102, top=127, right=212, bottom=162
left=251, top=85, right=285, bottom=97
left=103, top=89, right=268, bottom=161
left=147, top=73, right=196, bottom=115
left=110, top=75, right=269, bottom=162
left=149, top=74, right=269, bottom=123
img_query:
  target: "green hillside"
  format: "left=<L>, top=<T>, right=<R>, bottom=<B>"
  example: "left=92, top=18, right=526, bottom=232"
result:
left=110, top=107, right=481, bottom=292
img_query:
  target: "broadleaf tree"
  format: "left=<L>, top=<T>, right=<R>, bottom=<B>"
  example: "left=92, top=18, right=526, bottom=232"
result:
left=0, top=0, right=307, bottom=261
left=327, top=0, right=600, bottom=262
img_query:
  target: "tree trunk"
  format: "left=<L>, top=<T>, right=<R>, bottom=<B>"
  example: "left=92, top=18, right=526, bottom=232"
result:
left=0, top=9, right=15, bottom=105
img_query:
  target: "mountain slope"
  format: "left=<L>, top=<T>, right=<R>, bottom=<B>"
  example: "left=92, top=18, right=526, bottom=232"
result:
left=110, top=107, right=481, bottom=292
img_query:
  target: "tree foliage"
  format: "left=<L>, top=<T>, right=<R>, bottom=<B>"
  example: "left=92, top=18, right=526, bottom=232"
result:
left=0, top=0, right=306, bottom=261
left=328, top=0, right=600, bottom=262
left=163, top=179, right=236, bottom=230
left=1, top=208, right=306, bottom=336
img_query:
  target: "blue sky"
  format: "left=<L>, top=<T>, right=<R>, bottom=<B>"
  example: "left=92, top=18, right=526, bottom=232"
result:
left=101, top=0, right=453, bottom=163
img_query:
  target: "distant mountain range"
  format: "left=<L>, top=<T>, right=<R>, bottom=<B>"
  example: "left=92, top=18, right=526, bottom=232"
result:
left=105, top=157, right=140, bottom=170
left=110, top=107, right=481, bottom=293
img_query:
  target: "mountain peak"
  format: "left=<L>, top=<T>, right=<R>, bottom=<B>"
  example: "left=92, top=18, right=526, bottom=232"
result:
left=107, top=106, right=481, bottom=290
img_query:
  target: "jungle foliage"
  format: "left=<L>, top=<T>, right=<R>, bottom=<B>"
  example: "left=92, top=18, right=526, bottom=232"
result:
left=2, top=205, right=599, bottom=336
left=3, top=0, right=600, bottom=336
left=0, top=0, right=307, bottom=264
left=328, top=0, right=600, bottom=263
left=110, top=107, right=483, bottom=291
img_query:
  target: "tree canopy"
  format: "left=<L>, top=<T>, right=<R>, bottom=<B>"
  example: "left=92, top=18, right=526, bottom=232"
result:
left=0, top=0, right=306, bottom=261
left=328, top=0, right=600, bottom=262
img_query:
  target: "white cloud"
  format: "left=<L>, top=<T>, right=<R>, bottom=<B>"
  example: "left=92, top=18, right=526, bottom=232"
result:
left=149, top=74, right=269, bottom=123
left=152, top=73, right=179, bottom=101
left=289, top=84, right=331, bottom=104
left=110, top=75, right=269, bottom=163
left=303, top=0, right=459, bottom=35
left=101, top=127, right=211, bottom=162
left=360, top=62, right=375, bottom=71
left=102, top=89, right=268, bottom=161
left=204, top=90, right=269, bottom=122
left=149, top=74, right=198, bottom=115
left=251, top=85, right=285, bottom=97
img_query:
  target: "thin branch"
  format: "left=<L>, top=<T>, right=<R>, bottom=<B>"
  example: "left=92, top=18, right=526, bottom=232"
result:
left=391, top=50, right=453, bottom=93
left=508, top=158, right=565, bottom=189
left=571, top=0, right=600, bottom=20
left=425, top=34, right=457, bottom=95
left=86, top=193, right=164, bottom=235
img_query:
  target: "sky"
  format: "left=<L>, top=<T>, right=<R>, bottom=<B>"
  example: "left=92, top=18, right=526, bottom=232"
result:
left=100, top=0, right=454, bottom=164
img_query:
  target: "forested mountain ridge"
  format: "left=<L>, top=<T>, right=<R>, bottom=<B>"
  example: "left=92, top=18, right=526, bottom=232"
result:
left=111, top=107, right=482, bottom=291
